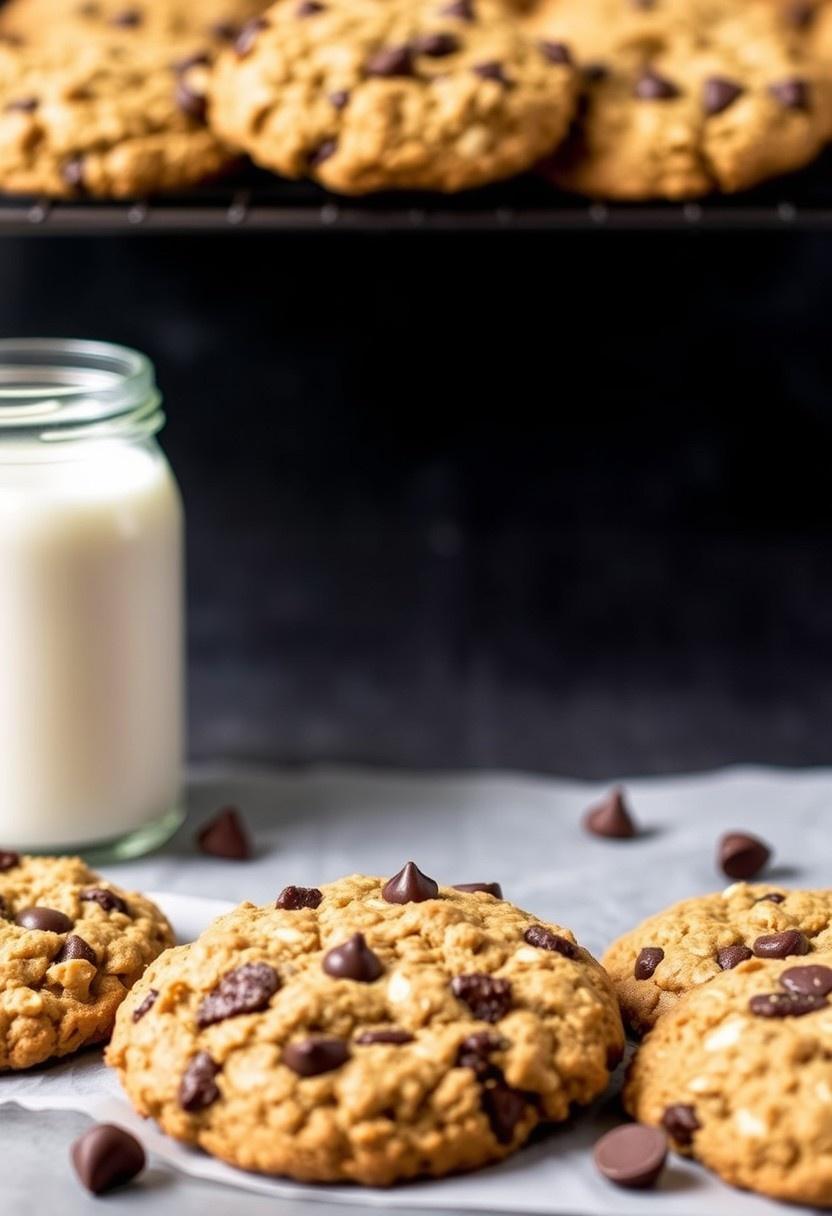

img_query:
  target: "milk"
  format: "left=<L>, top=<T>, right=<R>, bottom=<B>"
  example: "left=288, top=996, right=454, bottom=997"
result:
left=0, top=440, right=183, bottom=849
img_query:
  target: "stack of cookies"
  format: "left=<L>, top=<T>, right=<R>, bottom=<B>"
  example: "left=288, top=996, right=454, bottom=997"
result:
left=0, top=0, right=830, bottom=199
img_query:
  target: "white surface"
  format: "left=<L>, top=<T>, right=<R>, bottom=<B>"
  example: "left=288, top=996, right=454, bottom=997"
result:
left=2, top=763, right=831, bottom=1215
left=0, top=440, right=183, bottom=848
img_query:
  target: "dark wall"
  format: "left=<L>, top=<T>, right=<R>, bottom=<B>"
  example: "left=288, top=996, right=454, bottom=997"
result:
left=2, top=231, right=831, bottom=776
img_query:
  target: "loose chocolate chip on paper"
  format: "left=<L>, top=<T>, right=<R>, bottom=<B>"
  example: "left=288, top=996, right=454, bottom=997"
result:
left=753, top=930, right=809, bottom=960
left=16, top=906, right=73, bottom=933
left=196, top=806, right=252, bottom=860
left=282, top=1037, right=350, bottom=1076
left=594, top=1124, right=668, bottom=1189
left=382, top=862, right=439, bottom=904
left=365, top=45, right=414, bottom=77
left=539, top=40, right=572, bottom=65
left=197, top=962, right=280, bottom=1027
left=661, top=1104, right=700, bottom=1146
left=702, top=76, right=743, bottom=116
left=781, top=965, right=832, bottom=996
left=411, top=32, right=459, bottom=56
left=71, top=1124, right=145, bottom=1195
left=769, top=78, right=809, bottom=109
left=457, top=1031, right=506, bottom=1076
left=472, top=60, right=509, bottom=85
left=0, top=850, right=19, bottom=871
left=56, top=935, right=96, bottom=965
left=523, top=924, right=579, bottom=958
left=179, top=1051, right=221, bottom=1111
left=276, top=885, right=322, bottom=910
left=452, top=973, right=512, bottom=1023
left=81, top=888, right=128, bottom=914
left=717, top=944, right=753, bottom=970
left=584, top=789, right=637, bottom=838
left=453, top=882, right=503, bottom=898
left=634, top=947, right=664, bottom=980
left=750, top=991, right=827, bottom=1018
left=132, top=989, right=158, bottom=1022
left=633, top=70, right=679, bottom=100
left=323, top=933, right=383, bottom=982
left=482, top=1082, right=528, bottom=1144
left=718, top=831, right=771, bottom=880
left=355, top=1027, right=414, bottom=1045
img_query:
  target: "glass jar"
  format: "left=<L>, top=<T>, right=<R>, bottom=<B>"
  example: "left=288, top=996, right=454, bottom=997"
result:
left=0, top=339, right=184, bottom=859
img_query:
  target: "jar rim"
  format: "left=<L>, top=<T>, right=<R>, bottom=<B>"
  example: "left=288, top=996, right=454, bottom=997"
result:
left=0, top=338, right=163, bottom=441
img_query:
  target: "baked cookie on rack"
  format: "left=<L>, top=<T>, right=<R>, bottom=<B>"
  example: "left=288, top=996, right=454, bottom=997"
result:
left=0, top=39, right=237, bottom=197
left=108, top=865, right=624, bottom=1185
left=0, top=0, right=268, bottom=50
left=208, top=0, right=579, bottom=194
left=0, top=852, right=172, bottom=1070
left=524, top=0, right=832, bottom=198
left=625, top=950, right=832, bottom=1207
left=604, top=883, right=832, bottom=1035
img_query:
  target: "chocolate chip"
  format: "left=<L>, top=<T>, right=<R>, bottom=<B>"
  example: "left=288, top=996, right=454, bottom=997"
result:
left=0, top=896, right=7, bottom=919
left=4, top=96, right=38, bottom=113
left=769, top=78, right=809, bottom=110
left=56, top=935, right=96, bottom=965
left=71, top=1124, right=145, bottom=1195
left=781, top=965, right=832, bottom=996
left=172, top=51, right=211, bottom=72
left=411, top=32, right=459, bottom=56
left=382, top=862, right=439, bottom=904
left=702, top=76, right=743, bottom=116
left=584, top=789, right=637, bottom=838
left=275, top=885, right=322, bottom=909
left=296, top=0, right=325, bottom=11
left=365, top=45, right=414, bottom=77
left=196, top=806, right=251, bottom=860
left=633, top=70, right=679, bottom=101
left=457, top=1030, right=506, bottom=1077
left=594, top=1125, right=668, bottom=1189
left=718, top=831, right=771, bottom=880
left=539, top=40, right=572, bottom=65
left=453, top=882, right=503, bottom=898
left=785, top=0, right=815, bottom=27
left=329, top=90, right=350, bottom=109
left=197, top=962, right=280, bottom=1027
left=16, top=906, right=73, bottom=933
left=0, top=851, right=19, bottom=871
left=661, top=1104, right=700, bottom=1146
left=717, top=944, right=753, bottom=970
left=634, top=947, right=664, bottom=980
left=323, top=933, right=383, bottom=982
left=750, top=991, right=827, bottom=1018
left=753, top=930, right=809, bottom=960
left=179, top=1051, right=221, bottom=1111
left=235, top=16, right=267, bottom=56
left=308, top=139, right=337, bottom=166
left=439, top=0, right=474, bottom=18
left=174, top=76, right=207, bottom=123
left=482, top=1082, right=527, bottom=1143
left=452, top=973, right=512, bottom=1023
left=81, top=888, right=128, bottom=915
left=583, top=62, right=609, bottom=83
left=524, top=924, right=579, bottom=958
left=132, top=989, right=158, bottom=1022
left=210, top=20, right=239, bottom=40
left=282, top=1037, right=350, bottom=1076
left=472, top=61, right=509, bottom=85
left=110, top=7, right=141, bottom=25
left=756, top=892, right=785, bottom=904
left=355, top=1027, right=414, bottom=1045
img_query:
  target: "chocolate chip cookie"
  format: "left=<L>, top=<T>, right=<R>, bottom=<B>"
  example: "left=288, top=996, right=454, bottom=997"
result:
left=208, top=0, right=579, bottom=194
left=625, top=951, right=832, bottom=1206
left=526, top=0, right=832, bottom=199
left=0, top=852, right=172, bottom=1070
left=0, top=39, right=236, bottom=196
left=108, top=865, right=624, bottom=1185
left=604, top=883, right=832, bottom=1035
left=0, top=0, right=266, bottom=50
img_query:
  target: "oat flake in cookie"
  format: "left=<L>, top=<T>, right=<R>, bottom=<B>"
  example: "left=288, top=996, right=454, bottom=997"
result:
left=0, top=854, right=172, bottom=1070
left=625, top=951, right=832, bottom=1207
left=108, top=870, right=624, bottom=1186
left=603, top=883, right=832, bottom=1035
left=208, top=0, right=579, bottom=195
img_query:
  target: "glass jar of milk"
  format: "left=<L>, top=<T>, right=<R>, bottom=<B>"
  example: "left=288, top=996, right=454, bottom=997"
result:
left=0, top=339, right=184, bottom=859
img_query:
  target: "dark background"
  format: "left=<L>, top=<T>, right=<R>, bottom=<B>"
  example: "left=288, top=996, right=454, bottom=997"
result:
left=2, top=232, right=830, bottom=778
